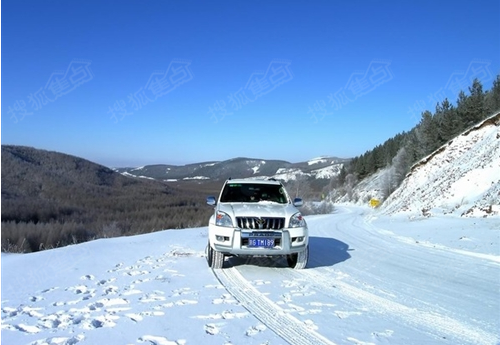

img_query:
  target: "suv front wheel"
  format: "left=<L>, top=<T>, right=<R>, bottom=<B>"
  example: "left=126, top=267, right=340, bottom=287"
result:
left=287, top=245, right=309, bottom=269
left=206, top=242, right=225, bottom=269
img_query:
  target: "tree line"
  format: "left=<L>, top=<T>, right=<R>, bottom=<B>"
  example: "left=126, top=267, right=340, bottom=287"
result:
left=331, top=76, right=500, bottom=199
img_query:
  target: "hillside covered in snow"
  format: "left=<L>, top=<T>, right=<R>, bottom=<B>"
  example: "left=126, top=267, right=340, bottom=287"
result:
left=337, top=113, right=500, bottom=218
left=382, top=112, right=500, bottom=217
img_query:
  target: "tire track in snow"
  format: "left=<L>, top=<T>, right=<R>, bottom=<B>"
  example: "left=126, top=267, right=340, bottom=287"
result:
left=285, top=267, right=498, bottom=345
left=213, top=267, right=337, bottom=345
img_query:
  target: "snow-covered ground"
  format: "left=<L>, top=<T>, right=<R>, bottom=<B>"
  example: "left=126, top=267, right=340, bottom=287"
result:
left=2, top=206, right=499, bottom=345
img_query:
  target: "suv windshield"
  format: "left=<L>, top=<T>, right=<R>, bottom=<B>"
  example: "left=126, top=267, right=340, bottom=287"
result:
left=220, top=183, right=288, bottom=204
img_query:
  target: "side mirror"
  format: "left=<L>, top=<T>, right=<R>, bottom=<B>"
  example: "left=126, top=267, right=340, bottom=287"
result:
left=206, top=196, right=217, bottom=206
left=293, top=197, right=303, bottom=207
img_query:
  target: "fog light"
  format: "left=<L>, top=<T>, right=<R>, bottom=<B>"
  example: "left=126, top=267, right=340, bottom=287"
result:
left=297, top=237, right=304, bottom=242
left=216, top=235, right=224, bottom=241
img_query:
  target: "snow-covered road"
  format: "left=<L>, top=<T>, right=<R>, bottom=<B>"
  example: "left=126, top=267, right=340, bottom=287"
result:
left=2, top=207, right=499, bottom=345
left=221, top=207, right=499, bottom=344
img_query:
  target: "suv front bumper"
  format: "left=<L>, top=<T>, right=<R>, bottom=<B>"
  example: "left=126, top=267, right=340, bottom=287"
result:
left=209, top=225, right=308, bottom=256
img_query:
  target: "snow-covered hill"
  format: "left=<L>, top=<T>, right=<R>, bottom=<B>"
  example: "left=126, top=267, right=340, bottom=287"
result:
left=336, top=113, right=500, bottom=217
left=2, top=207, right=499, bottom=345
left=383, top=113, right=500, bottom=217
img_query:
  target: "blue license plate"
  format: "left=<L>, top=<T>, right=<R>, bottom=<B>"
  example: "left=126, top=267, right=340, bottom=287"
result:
left=248, top=238, right=275, bottom=248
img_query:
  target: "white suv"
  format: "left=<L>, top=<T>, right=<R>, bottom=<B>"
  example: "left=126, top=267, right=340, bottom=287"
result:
left=206, top=178, right=309, bottom=269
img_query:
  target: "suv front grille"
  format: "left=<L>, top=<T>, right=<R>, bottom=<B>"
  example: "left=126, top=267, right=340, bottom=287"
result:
left=236, top=217, right=285, bottom=230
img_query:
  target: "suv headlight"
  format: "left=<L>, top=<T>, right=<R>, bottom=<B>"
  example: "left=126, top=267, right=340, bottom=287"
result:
left=215, top=211, right=233, bottom=227
left=289, top=212, right=305, bottom=228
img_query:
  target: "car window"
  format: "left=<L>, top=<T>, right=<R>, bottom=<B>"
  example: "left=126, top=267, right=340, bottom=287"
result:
left=220, top=183, right=287, bottom=204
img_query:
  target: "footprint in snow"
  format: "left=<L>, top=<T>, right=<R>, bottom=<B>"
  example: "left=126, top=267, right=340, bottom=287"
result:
left=127, top=270, right=150, bottom=276
left=80, top=274, right=95, bottom=281
left=212, top=293, right=237, bottom=305
left=97, top=278, right=116, bottom=286
left=204, top=323, right=222, bottom=335
left=139, top=293, right=166, bottom=303
left=30, top=295, right=44, bottom=302
left=102, top=286, right=120, bottom=296
left=15, top=323, right=42, bottom=334
left=38, top=314, right=64, bottom=329
left=137, top=256, right=155, bottom=264
left=107, top=263, right=124, bottom=273
left=172, top=288, right=196, bottom=296
left=245, top=324, right=267, bottom=336
left=94, top=297, right=129, bottom=309
left=3, top=306, right=44, bottom=318
left=126, top=311, right=164, bottom=323
left=132, top=278, right=152, bottom=284
left=174, top=299, right=198, bottom=306
left=66, top=285, right=95, bottom=295
left=40, top=287, right=59, bottom=294
left=81, top=315, right=119, bottom=329
left=29, top=334, right=85, bottom=345
left=87, top=301, right=105, bottom=311
left=154, top=275, right=170, bottom=283
left=371, top=329, right=394, bottom=339
left=2, top=306, right=19, bottom=317
left=153, top=302, right=174, bottom=309
left=280, top=292, right=292, bottom=303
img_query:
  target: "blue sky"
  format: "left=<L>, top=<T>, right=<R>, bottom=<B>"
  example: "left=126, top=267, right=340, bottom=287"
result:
left=2, top=0, right=499, bottom=167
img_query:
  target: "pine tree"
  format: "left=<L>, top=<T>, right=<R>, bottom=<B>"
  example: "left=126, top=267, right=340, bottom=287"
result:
left=416, top=110, right=438, bottom=156
left=467, top=78, right=485, bottom=124
left=436, top=98, right=456, bottom=144
left=456, top=90, right=469, bottom=130
left=404, top=128, right=422, bottom=163
left=338, top=165, right=347, bottom=185
left=486, top=75, right=500, bottom=113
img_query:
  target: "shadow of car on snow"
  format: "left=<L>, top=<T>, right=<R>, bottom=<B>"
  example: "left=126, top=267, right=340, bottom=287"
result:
left=225, top=236, right=351, bottom=269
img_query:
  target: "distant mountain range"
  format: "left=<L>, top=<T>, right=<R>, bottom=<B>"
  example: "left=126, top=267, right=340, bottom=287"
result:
left=114, top=156, right=350, bottom=182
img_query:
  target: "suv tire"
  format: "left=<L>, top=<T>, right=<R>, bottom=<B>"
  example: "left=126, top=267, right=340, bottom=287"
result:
left=207, top=242, right=225, bottom=269
left=287, top=245, right=309, bottom=269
